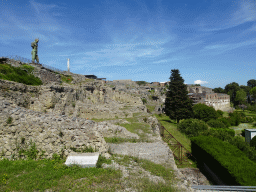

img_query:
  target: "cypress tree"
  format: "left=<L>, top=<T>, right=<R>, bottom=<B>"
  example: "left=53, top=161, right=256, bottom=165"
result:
left=164, top=69, right=194, bottom=123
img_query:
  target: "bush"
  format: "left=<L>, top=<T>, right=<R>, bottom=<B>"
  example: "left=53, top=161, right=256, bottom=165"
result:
left=247, top=104, right=256, bottom=112
left=241, top=116, right=254, bottom=123
left=193, top=103, right=218, bottom=122
left=250, top=136, right=256, bottom=150
left=6, top=116, right=13, bottom=124
left=241, top=129, right=245, bottom=137
left=199, top=128, right=235, bottom=142
left=141, top=98, right=147, bottom=104
left=207, top=119, right=227, bottom=129
left=216, top=110, right=224, bottom=117
left=218, top=118, right=231, bottom=128
left=226, top=111, right=244, bottom=126
left=177, top=118, right=209, bottom=138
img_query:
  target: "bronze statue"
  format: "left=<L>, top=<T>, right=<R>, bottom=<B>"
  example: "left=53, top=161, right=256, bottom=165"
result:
left=31, top=38, right=39, bottom=63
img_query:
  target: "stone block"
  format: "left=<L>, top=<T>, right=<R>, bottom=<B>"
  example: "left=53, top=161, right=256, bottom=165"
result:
left=64, top=152, right=99, bottom=168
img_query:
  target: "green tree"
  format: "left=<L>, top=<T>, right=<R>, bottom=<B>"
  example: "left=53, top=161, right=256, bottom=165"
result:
left=177, top=118, right=208, bottom=138
left=213, top=87, right=225, bottom=93
left=247, top=79, right=256, bottom=89
left=240, top=85, right=251, bottom=94
left=250, top=87, right=256, bottom=102
left=193, top=103, right=218, bottom=122
left=250, top=136, right=256, bottom=150
left=206, top=119, right=227, bottom=128
left=224, top=82, right=241, bottom=106
left=164, top=69, right=194, bottom=123
left=240, top=85, right=251, bottom=103
left=235, top=89, right=247, bottom=105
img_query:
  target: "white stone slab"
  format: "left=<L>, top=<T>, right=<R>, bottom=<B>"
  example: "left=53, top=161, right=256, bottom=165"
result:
left=64, top=152, right=99, bottom=168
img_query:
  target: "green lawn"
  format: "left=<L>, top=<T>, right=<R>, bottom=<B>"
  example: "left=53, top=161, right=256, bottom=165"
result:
left=154, top=114, right=197, bottom=168
left=0, top=154, right=181, bottom=192
left=0, top=157, right=123, bottom=192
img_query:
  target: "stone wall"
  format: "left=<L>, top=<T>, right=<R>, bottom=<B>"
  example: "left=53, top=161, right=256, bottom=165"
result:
left=33, top=68, right=61, bottom=84
left=0, top=79, right=146, bottom=120
left=0, top=97, right=109, bottom=159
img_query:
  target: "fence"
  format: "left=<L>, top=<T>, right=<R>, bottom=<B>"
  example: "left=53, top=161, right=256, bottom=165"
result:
left=160, top=125, right=197, bottom=165
left=2, top=55, right=65, bottom=73
left=191, top=185, right=256, bottom=191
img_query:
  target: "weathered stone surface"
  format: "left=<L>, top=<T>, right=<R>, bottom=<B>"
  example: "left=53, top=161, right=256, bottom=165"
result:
left=65, top=152, right=99, bottom=168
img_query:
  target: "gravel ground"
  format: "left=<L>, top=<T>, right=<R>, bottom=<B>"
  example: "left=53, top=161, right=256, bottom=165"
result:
left=108, top=142, right=176, bottom=168
left=108, top=141, right=196, bottom=192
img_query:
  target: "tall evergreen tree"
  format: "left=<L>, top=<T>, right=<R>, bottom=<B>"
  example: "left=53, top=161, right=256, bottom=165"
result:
left=247, top=79, right=256, bottom=89
left=164, top=69, right=194, bottom=123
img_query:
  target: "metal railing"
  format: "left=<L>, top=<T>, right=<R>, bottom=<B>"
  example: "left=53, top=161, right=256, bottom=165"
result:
left=2, top=55, right=64, bottom=73
left=191, top=185, right=256, bottom=191
left=159, top=125, right=197, bottom=165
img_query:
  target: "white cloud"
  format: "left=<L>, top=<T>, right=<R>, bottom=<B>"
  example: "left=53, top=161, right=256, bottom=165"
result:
left=194, top=80, right=208, bottom=84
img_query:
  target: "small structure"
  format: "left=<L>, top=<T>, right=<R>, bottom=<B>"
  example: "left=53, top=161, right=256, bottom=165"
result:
left=245, top=129, right=256, bottom=144
left=151, top=82, right=160, bottom=86
left=65, top=152, right=99, bottom=168
left=85, top=75, right=97, bottom=79
left=67, top=58, right=70, bottom=72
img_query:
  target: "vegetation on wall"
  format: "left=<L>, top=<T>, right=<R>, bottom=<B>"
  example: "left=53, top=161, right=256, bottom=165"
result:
left=60, top=74, right=73, bottom=84
left=135, top=81, right=148, bottom=86
left=0, top=63, right=42, bottom=85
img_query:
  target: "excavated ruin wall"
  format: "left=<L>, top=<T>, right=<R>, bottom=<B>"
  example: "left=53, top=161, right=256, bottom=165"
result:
left=0, top=79, right=147, bottom=120
left=0, top=97, right=109, bottom=159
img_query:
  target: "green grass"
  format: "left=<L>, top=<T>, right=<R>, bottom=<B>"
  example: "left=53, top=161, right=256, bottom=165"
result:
left=104, top=137, right=152, bottom=143
left=154, top=113, right=198, bottom=168
left=146, top=105, right=155, bottom=113
left=60, top=74, right=73, bottom=84
left=118, top=117, right=153, bottom=141
left=154, top=114, right=192, bottom=152
left=0, top=153, right=182, bottom=192
left=0, top=156, right=122, bottom=192
left=0, top=63, right=43, bottom=86
left=110, top=154, right=181, bottom=192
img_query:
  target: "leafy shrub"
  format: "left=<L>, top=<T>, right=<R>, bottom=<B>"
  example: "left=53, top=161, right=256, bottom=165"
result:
left=241, top=116, right=254, bottom=123
left=216, top=110, right=224, bottom=117
left=193, top=103, right=218, bottom=122
left=177, top=118, right=209, bottom=138
left=247, top=104, right=256, bottom=112
left=226, top=112, right=243, bottom=126
left=230, top=136, right=251, bottom=152
left=241, top=129, right=245, bottom=137
left=191, top=136, right=256, bottom=185
left=218, top=118, right=231, bottom=128
left=141, top=98, right=147, bottom=104
left=6, top=116, right=13, bottom=124
left=199, top=128, right=235, bottom=141
left=250, top=136, right=256, bottom=150
left=206, top=119, right=227, bottom=129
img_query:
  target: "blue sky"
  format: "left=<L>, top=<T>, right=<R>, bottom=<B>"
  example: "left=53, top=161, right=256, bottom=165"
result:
left=1, top=0, right=256, bottom=89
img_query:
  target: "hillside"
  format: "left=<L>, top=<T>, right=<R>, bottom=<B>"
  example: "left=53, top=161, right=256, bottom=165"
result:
left=0, top=59, right=212, bottom=191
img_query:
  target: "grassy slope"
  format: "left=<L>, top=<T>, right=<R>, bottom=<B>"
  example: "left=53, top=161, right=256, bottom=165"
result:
left=0, top=63, right=43, bottom=86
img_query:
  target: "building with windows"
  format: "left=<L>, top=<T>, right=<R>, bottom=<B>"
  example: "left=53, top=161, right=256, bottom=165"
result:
left=187, top=85, right=231, bottom=111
